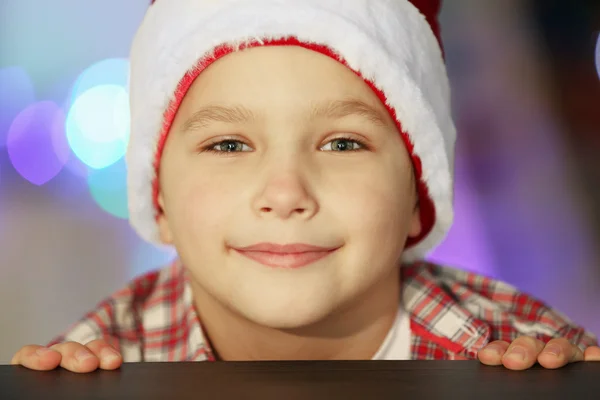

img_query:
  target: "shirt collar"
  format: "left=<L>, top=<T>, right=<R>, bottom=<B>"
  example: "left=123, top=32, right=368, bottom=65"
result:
left=172, top=261, right=491, bottom=361
left=401, top=262, right=491, bottom=358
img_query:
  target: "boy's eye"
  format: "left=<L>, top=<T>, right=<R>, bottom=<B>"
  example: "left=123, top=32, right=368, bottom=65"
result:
left=205, top=140, right=253, bottom=153
left=320, top=138, right=365, bottom=152
left=200, top=137, right=366, bottom=154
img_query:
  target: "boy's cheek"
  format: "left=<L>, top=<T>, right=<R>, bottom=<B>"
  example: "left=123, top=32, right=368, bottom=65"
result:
left=160, top=158, right=414, bottom=250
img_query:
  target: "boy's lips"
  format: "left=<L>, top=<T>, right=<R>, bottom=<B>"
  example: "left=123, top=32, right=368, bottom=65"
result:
left=231, top=242, right=341, bottom=269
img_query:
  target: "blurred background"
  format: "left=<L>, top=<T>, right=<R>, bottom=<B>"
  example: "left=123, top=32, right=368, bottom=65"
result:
left=0, top=0, right=599, bottom=363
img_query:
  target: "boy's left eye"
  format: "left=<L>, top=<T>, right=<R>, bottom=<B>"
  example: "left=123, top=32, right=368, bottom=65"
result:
left=320, top=138, right=365, bottom=152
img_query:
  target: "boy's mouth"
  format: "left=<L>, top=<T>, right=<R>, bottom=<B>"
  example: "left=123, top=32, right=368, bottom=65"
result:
left=231, top=242, right=341, bottom=269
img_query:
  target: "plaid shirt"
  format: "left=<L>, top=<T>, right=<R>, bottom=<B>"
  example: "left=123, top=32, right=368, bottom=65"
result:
left=48, top=260, right=598, bottom=361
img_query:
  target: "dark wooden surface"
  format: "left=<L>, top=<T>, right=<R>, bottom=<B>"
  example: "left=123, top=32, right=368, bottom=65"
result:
left=1, top=361, right=599, bottom=399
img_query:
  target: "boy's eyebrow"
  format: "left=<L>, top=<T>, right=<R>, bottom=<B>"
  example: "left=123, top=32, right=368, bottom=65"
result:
left=181, top=98, right=389, bottom=132
left=311, top=98, right=389, bottom=127
left=181, top=105, right=256, bottom=132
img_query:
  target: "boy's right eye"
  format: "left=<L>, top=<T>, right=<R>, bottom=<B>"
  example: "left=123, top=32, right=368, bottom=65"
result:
left=201, top=139, right=253, bottom=154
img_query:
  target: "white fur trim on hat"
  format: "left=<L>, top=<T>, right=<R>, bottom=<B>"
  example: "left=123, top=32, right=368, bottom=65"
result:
left=126, top=0, right=456, bottom=262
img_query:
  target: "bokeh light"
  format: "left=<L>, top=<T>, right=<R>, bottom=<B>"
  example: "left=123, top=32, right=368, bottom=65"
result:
left=596, top=34, right=600, bottom=77
left=7, top=101, right=69, bottom=185
left=0, top=66, right=36, bottom=149
left=67, top=58, right=130, bottom=109
left=87, top=158, right=129, bottom=219
left=66, top=84, right=130, bottom=169
left=131, top=241, right=178, bottom=277
left=59, top=149, right=91, bottom=179
left=47, top=74, right=93, bottom=180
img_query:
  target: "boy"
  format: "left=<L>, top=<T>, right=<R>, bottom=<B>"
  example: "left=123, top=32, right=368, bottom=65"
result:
left=12, top=0, right=600, bottom=371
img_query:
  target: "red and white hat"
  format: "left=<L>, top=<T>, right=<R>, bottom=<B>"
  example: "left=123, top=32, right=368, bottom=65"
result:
left=126, top=0, right=456, bottom=262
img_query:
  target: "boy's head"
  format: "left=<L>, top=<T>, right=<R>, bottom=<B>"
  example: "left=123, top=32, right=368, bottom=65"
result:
left=126, top=0, right=455, bottom=327
left=155, top=45, right=421, bottom=327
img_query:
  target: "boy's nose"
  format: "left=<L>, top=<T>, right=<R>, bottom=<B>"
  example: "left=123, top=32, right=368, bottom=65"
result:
left=252, top=171, right=319, bottom=221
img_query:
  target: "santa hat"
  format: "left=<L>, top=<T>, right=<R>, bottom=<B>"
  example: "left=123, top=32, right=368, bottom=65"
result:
left=126, top=0, right=456, bottom=262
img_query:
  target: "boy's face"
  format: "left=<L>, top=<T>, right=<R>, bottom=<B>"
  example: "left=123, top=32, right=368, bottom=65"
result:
left=157, top=46, right=421, bottom=329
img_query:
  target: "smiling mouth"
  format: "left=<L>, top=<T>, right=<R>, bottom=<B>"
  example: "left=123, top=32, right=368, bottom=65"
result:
left=231, top=242, right=341, bottom=269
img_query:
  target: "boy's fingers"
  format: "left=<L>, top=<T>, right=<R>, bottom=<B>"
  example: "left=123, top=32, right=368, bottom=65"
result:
left=501, top=336, right=545, bottom=370
left=583, top=346, right=600, bottom=361
left=537, top=338, right=584, bottom=369
left=10, top=345, right=62, bottom=371
left=50, top=342, right=100, bottom=373
left=478, top=340, right=510, bottom=365
left=84, top=340, right=123, bottom=370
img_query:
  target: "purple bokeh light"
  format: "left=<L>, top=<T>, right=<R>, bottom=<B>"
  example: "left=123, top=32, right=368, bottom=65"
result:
left=596, top=33, right=600, bottom=77
left=7, top=101, right=70, bottom=185
left=0, top=66, right=36, bottom=149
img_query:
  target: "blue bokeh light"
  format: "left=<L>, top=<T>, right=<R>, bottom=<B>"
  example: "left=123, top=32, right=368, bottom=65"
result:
left=131, top=241, right=178, bottom=277
left=67, top=58, right=130, bottom=109
left=66, top=84, right=130, bottom=169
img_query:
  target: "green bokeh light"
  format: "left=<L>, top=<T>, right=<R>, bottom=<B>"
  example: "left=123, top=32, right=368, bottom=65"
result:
left=87, top=158, right=129, bottom=219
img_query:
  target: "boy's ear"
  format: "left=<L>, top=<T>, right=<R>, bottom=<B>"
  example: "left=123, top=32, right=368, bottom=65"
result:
left=407, top=201, right=422, bottom=239
left=156, top=193, right=174, bottom=245
left=407, top=170, right=422, bottom=239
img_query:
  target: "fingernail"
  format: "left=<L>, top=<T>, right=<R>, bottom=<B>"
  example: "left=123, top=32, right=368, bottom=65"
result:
left=100, top=348, right=120, bottom=362
left=482, top=345, right=502, bottom=356
left=75, top=349, right=94, bottom=362
left=544, top=345, right=562, bottom=357
left=505, top=346, right=527, bottom=362
left=36, top=347, right=53, bottom=356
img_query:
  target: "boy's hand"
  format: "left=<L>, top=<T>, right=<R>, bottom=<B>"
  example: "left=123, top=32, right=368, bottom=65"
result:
left=478, top=336, right=600, bottom=370
left=10, top=340, right=122, bottom=373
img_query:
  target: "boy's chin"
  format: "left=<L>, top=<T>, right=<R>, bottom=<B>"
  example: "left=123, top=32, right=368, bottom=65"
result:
left=240, top=308, right=333, bottom=331
left=229, top=290, right=340, bottom=331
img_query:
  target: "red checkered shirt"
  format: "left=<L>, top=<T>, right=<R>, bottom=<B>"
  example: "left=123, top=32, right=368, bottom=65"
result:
left=48, top=260, right=598, bottom=361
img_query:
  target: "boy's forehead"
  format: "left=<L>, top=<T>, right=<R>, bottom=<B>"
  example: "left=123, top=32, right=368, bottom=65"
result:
left=185, top=46, right=384, bottom=108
